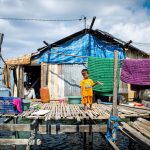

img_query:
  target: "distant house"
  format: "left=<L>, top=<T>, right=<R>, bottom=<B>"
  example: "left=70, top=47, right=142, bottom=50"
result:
left=3, top=29, right=149, bottom=100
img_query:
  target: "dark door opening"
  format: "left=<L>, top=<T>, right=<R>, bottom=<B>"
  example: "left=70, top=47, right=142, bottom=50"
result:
left=24, top=66, right=41, bottom=98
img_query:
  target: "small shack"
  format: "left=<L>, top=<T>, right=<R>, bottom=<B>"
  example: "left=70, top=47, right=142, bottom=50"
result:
left=3, top=29, right=149, bottom=100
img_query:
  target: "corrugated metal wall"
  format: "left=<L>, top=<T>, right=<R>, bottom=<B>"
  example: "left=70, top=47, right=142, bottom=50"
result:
left=48, top=64, right=86, bottom=99
left=64, top=64, right=86, bottom=96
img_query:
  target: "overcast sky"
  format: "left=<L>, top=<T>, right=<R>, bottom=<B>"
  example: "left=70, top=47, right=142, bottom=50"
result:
left=0, top=0, right=150, bottom=60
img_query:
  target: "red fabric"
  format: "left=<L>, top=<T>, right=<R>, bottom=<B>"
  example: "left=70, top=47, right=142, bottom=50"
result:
left=134, top=103, right=144, bottom=107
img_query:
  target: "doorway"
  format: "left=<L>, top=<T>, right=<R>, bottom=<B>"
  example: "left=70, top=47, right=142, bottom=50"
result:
left=24, top=65, right=41, bottom=98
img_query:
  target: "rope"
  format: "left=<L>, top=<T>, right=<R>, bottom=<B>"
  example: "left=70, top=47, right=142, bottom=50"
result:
left=0, top=17, right=82, bottom=22
left=26, top=131, right=36, bottom=150
left=106, top=114, right=119, bottom=142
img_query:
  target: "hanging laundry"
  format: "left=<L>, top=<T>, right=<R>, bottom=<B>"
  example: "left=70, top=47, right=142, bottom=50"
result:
left=121, top=59, right=150, bottom=85
left=88, top=57, right=121, bottom=96
left=12, top=98, right=22, bottom=113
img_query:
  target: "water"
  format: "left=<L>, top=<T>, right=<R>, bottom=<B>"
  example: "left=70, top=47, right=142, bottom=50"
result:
left=0, top=118, right=149, bottom=150
left=0, top=131, right=148, bottom=150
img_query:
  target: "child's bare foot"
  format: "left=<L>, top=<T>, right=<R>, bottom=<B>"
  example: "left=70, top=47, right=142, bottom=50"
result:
left=89, top=105, right=92, bottom=110
left=84, top=105, right=87, bottom=111
left=87, top=107, right=92, bottom=110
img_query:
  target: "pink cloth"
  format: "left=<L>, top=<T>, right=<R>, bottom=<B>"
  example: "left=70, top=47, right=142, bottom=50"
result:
left=12, top=98, right=22, bottom=113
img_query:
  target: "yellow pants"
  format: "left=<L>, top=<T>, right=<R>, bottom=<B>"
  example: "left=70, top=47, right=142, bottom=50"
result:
left=82, top=96, right=93, bottom=105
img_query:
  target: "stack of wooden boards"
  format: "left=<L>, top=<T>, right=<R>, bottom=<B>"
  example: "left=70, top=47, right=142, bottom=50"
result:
left=119, top=118, right=150, bottom=147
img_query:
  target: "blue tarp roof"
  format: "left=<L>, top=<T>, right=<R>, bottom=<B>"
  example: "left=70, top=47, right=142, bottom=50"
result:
left=38, top=33, right=126, bottom=64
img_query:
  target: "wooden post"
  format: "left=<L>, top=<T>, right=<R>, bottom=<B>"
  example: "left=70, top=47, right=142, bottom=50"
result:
left=41, top=62, right=48, bottom=87
left=112, top=50, right=118, bottom=141
left=88, top=119, right=93, bottom=150
left=83, top=118, right=87, bottom=149
left=112, top=50, right=118, bottom=116
left=17, top=65, right=24, bottom=97
left=19, top=65, right=24, bottom=98
left=13, top=117, right=19, bottom=138
left=17, top=65, right=20, bottom=97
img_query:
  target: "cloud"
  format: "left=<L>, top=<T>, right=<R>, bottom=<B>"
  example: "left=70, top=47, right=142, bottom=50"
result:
left=108, top=22, right=150, bottom=53
left=0, top=0, right=149, bottom=61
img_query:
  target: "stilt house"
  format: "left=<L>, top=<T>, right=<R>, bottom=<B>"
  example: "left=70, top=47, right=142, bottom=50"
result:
left=3, top=29, right=149, bottom=100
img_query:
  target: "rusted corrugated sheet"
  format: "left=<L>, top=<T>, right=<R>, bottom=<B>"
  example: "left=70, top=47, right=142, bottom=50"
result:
left=48, top=64, right=86, bottom=99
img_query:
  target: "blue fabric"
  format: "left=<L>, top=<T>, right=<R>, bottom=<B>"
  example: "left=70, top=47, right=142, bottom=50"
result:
left=106, top=114, right=119, bottom=142
left=38, top=34, right=126, bottom=64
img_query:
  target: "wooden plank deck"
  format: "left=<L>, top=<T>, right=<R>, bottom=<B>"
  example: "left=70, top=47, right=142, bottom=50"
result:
left=0, top=102, right=149, bottom=120
left=119, top=118, right=150, bottom=148
left=18, top=102, right=150, bottom=120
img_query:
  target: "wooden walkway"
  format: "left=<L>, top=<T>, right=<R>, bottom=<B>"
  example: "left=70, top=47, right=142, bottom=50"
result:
left=119, top=118, right=150, bottom=148
left=0, top=102, right=150, bottom=148
left=18, top=102, right=150, bottom=121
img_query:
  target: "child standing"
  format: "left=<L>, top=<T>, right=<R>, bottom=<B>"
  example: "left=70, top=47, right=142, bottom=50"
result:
left=80, top=69, right=103, bottom=111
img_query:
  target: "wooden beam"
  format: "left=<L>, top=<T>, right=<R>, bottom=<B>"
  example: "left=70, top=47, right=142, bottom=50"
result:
left=118, top=125, right=136, bottom=142
left=112, top=50, right=119, bottom=141
left=89, top=16, right=96, bottom=30
left=120, top=122, right=150, bottom=147
left=2, top=117, right=13, bottom=123
left=0, top=124, right=107, bottom=134
left=108, top=139, right=119, bottom=150
left=0, top=139, right=41, bottom=145
left=0, top=124, right=30, bottom=131
left=112, top=50, right=118, bottom=116
left=137, top=118, right=150, bottom=126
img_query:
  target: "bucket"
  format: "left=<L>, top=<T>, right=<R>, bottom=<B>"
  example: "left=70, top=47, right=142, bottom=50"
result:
left=68, top=96, right=81, bottom=104
left=23, top=99, right=31, bottom=111
left=40, top=87, right=50, bottom=103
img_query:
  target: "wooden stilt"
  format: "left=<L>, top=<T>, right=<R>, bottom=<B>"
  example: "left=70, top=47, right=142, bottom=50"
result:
left=88, top=119, right=93, bottom=150
left=112, top=51, right=119, bottom=142
left=13, top=117, right=19, bottom=138
left=83, top=118, right=87, bottom=149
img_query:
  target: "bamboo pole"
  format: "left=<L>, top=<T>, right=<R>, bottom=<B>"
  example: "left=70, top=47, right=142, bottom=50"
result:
left=112, top=50, right=119, bottom=142
left=112, top=50, right=118, bottom=116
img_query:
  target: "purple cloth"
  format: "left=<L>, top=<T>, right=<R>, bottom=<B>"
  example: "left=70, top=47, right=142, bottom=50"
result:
left=121, top=59, right=150, bottom=85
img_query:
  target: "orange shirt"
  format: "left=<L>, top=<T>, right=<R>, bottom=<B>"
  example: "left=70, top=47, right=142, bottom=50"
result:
left=80, top=78, right=94, bottom=97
